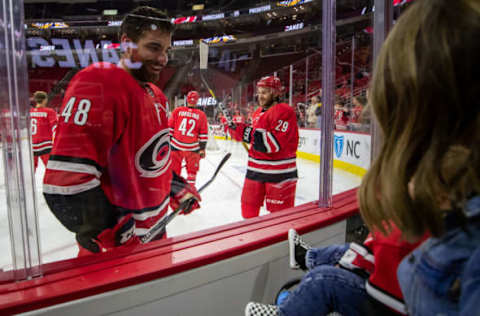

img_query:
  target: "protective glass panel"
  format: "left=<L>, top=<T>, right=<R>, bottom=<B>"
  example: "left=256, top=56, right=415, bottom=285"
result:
left=330, top=2, right=374, bottom=195
left=0, top=0, right=386, bottom=267
left=0, top=0, right=42, bottom=281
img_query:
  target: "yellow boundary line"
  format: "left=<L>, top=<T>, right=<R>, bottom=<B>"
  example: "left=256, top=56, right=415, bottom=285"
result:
left=214, top=135, right=367, bottom=177
left=296, top=151, right=366, bottom=177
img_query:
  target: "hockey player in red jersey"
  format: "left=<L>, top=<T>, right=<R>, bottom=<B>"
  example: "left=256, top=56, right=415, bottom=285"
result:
left=42, top=6, right=201, bottom=256
left=169, top=90, right=208, bottom=186
left=29, top=91, right=58, bottom=171
left=219, top=113, right=229, bottom=139
left=229, top=76, right=299, bottom=218
left=232, top=109, right=244, bottom=124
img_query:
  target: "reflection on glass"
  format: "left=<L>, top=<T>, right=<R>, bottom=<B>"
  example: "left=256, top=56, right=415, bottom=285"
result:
left=0, top=0, right=42, bottom=280
left=0, top=141, right=12, bottom=271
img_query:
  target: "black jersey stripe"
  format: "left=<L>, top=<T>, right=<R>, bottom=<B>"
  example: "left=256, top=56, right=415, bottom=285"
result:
left=247, top=155, right=297, bottom=163
left=49, top=155, right=103, bottom=172
left=115, top=195, right=170, bottom=216
left=246, top=170, right=298, bottom=183
left=33, top=148, right=51, bottom=156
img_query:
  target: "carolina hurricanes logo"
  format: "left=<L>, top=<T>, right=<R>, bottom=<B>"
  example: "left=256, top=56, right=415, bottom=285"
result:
left=135, top=129, right=171, bottom=178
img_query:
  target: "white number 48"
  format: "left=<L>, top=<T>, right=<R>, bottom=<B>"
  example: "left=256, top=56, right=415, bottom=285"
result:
left=61, top=97, right=91, bottom=126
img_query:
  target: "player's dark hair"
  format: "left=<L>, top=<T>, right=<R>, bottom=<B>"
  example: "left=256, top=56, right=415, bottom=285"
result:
left=33, top=91, right=47, bottom=104
left=120, top=6, right=174, bottom=42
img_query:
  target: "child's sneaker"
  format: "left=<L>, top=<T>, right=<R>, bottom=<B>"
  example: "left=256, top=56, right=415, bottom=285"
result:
left=245, top=302, right=279, bottom=316
left=288, top=228, right=312, bottom=270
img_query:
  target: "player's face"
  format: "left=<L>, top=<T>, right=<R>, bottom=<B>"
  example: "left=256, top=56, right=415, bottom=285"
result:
left=125, top=29, right=172, bottom=82
left=257, top=87, right=275, bottom=109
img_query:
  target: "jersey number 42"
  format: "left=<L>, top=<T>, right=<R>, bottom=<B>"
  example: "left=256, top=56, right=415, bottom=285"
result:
left=178, top=118, right=196, bottom=137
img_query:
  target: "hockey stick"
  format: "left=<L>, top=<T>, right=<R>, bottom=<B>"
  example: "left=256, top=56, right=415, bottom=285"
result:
left=47, top=67, right=80, bottom=106
left=198, top=42, right=249, bottom=152
left=140, top=152, right=232, bottom=243
left=199, top=71, right=250, bottom=152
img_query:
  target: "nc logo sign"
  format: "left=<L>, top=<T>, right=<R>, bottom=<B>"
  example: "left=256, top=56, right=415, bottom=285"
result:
left=334, top=135, right=344, bottom=158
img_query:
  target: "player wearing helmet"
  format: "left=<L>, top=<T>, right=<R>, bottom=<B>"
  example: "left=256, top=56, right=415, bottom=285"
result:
left=229, top=76, right=299, bottom=218
left=169, top=90, right=209, bottom=186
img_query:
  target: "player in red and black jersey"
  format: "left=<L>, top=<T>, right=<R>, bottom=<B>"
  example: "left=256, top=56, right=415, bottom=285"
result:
left=29, top=91, right=58, bottom=171
left=169, top=90, right=208, bottom=186
left=43, top=7, right=201, bottom=256
left=232, top=109, right=244, bottom=125
left=229, top=76, right=299, bottom=218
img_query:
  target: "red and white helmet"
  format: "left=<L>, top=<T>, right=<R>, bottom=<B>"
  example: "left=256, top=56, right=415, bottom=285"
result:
left=186, top=90, right=200, bottom=106
left=256, top=76, right=284, bottom=95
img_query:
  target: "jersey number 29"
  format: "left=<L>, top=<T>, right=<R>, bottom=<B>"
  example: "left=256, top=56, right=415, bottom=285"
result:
left=61, top=97, right=91, bottom=126
left=275, top=120, right=289, bottom=132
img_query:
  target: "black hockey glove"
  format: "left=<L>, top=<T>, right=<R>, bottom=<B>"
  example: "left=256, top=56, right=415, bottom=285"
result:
left=170, top=172, right=201, bottom=214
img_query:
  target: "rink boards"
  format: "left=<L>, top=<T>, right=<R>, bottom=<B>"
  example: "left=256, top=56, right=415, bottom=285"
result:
left=0, top=129, right=366, bottom=315
left=0, top=190, right=358, bottom=315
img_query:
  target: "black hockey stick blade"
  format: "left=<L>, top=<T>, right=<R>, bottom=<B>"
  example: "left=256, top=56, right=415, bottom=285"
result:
left=197, top=152, right=231, bottom=192
left=140, top=152, right=232, bottom=243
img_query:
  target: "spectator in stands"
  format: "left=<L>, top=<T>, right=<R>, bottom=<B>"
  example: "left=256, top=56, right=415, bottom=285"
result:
left=295, top=103, right=306, bottom=128
left=334, top=97, right=349, bottom=130
left=316, top=89, right=323, bottom=129
left=306, top=96, right=321, bottom=128
left=349, top=95, right=367, bottom=131
left=350, top=95, right=366, bottom=124
left=358, top=0, right=480, bottom=315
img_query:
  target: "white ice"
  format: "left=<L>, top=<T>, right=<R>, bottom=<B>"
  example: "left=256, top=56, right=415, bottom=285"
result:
left=0, top=139, right=361, bottom=270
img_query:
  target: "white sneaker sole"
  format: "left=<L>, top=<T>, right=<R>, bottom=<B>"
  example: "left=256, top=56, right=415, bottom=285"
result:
left=288, top=228, right=300, bottom=269
left=245, top=302, right=253, bottom=316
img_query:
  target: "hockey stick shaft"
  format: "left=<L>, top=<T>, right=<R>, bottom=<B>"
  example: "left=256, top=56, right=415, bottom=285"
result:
left=199, top=70, right=232, bottom=124
left=199, top=71, right=250, bottom=152
left=47, top=67, right=80, bottom=105
left=140, top=152, right=232, bottom=243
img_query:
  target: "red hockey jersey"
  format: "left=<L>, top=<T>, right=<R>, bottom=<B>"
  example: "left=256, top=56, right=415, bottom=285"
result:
left=30, top=107, right=58, bottom=156
left=339, top=225, right=427, bottom=314
left=250, top=107, right=262, bottom=126
left=169, top=106, right=208, bottom=151
left=350, top=105, right=363, bottom=124
left=220, top=115, right=228, bottom=126
left=232, top=114, right=244, bottom=124
left=43, top=62, right=173, bottom=238
left=334, top=108, right=348, bottom=128
left=245, top=103, right=299, bottom=182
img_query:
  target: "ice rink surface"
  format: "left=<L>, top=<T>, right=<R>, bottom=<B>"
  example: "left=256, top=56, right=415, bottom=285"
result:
left=0, top=139, right=361, bottom=269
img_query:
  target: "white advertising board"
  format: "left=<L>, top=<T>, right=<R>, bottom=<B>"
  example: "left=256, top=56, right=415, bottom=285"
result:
left=298, top=129, right=371, bottom=176
left=211, top=125, right=371, bottom=176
